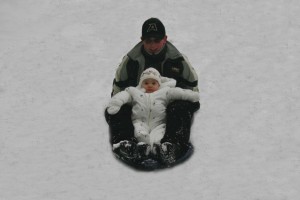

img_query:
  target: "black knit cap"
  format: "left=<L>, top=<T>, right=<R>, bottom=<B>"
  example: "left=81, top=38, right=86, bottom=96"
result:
left=142, top=18, right=166, bottom=40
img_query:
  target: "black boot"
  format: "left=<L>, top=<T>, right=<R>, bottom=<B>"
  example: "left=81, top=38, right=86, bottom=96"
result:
left=113, top=140, right=138, bottom=161
left=136, top=142, right=151, bottom=161
left=159, top=142, right=177, bottom=166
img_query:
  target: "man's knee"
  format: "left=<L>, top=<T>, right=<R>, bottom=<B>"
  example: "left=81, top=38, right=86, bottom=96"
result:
left=167, top=100, right=199, bottom=116
left=105, top=104, right=134, bottom=144
left=105, top=104, right=132, bottom=124
left=164, top=100, right=196, bottom=143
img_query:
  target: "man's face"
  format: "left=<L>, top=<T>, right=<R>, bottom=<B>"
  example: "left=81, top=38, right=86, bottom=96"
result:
left=142, top=36, right=167, bottom=54
left=142, top=78, right=160, bottom=93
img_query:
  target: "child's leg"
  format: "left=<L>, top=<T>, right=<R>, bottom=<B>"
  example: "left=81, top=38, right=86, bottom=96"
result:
left=133, top=121, right=150, bottom=144
left=149, top=123, right=166, bottom=147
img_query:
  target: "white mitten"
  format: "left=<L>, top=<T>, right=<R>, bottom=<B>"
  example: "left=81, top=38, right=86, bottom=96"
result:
left=107, top=105, right=121, bottom=115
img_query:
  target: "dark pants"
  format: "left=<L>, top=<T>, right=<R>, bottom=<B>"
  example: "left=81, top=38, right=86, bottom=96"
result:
left=104, top=104, right=135, bottom=144
left=105, top=100, right=200, bottom=156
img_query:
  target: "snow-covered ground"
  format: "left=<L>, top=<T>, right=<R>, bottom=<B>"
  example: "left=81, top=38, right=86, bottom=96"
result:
left=1, top=0, right=299, bottom=199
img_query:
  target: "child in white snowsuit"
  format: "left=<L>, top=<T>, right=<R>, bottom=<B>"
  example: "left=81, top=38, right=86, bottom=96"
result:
left=107, top=68, right=199, bottom=151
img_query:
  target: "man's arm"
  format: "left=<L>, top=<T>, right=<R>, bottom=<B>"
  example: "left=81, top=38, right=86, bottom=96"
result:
left=179, top=54, right=199, bottom=92
left=166, top=88, right=200, bottom=103
left=112, top=56, right=140, bottom=96
left=112, top=55, right=130, bottom=96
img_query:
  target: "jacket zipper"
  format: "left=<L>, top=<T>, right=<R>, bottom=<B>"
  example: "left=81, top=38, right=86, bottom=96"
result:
left=147, top=93, right=152, bottom=127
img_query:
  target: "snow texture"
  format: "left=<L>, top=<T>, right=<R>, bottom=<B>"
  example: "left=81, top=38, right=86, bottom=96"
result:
left=0, top=0, right=299, bottom=199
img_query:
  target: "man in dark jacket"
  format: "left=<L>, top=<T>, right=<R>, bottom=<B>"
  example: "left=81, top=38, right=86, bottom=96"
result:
left=105, top=18, right=200, bottom=166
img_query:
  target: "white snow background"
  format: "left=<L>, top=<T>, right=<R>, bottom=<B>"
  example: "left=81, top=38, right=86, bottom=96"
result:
left=1, top=0, right=299, bottom=199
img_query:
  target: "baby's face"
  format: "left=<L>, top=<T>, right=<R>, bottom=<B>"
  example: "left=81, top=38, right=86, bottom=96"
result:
left=142, top=78, right=160, bottom=93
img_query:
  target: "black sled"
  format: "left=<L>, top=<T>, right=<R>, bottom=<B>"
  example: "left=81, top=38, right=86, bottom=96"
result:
left=113, top=143, right=194, bottom=171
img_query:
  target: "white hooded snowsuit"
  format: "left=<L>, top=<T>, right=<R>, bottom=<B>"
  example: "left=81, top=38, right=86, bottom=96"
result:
left=107, top=77, right=199, bottom=147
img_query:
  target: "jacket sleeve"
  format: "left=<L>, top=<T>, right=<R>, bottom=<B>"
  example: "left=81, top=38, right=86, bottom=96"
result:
left=112, top=56, right=140, bottom=96
left=107, top=89, right=132, bottom=114
left=166, top=87, right=199, bottom=103
left=112, top=55, right=130, bottom=96
left=160, top=77, right=176, bottom=88
left=180, top=54, right=199, bottom=92
left=108, top=89, right=132, bottom=108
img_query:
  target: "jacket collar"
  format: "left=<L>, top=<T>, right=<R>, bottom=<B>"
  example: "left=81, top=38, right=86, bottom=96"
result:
left=127, top=41, right=182, bottom=61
